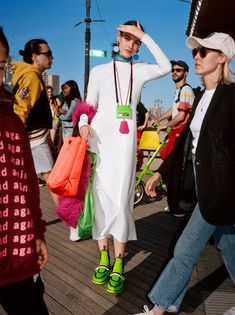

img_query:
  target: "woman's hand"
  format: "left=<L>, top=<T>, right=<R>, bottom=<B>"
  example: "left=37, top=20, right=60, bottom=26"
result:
left=36, top=239, right=48, bottom=270
left=145, top=172, right=162, bottom=197
left=59, top=108, right=67, bottom=114
left=117, top=21, right=145, bottom=40
left=79, top=125, right=94, bottom=139
left=137, top=125, right=145, bottom=131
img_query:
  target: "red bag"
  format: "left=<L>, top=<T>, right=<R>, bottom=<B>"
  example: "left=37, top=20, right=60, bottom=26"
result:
left=159, top=124, right=185, bottom=160
left=47, top=136, right=87, bottom=197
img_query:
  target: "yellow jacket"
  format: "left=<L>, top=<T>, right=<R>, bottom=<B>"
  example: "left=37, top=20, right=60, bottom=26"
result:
left=12, top=61, right=52, bottom=133
left=12, top=61, right=44, bottom=124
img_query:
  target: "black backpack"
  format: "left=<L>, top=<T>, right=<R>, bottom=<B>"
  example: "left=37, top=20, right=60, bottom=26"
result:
left=175, top=83, right=201, bottom=103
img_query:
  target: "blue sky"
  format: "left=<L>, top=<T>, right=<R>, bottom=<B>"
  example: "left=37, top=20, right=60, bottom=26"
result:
left=1, top=0, right=202, bottom=110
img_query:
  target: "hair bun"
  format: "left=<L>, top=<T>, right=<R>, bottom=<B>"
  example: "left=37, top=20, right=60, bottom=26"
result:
left=19, top=49, right=25, bottom=56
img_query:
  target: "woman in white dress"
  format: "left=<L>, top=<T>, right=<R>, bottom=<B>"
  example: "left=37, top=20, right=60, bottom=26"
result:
left=78, top=20, right=171, bottom=294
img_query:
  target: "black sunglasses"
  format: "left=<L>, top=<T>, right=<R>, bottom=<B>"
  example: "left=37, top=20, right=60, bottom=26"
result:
left=171, top=68, right=184, bottom=73
left=192, top=46, right=221, bottom=59
left=37, top=49, right=53, bottom=57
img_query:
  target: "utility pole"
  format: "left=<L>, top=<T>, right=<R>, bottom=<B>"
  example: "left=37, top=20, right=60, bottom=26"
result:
left=75, top=0, right=104, bottom=98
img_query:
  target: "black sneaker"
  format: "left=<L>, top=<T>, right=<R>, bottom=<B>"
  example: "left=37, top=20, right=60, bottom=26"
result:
left=38, top=177, right=46, bottom=187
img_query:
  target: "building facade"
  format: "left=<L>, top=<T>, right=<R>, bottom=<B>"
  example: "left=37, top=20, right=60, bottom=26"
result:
left=42, top=72, right=60, bottom=95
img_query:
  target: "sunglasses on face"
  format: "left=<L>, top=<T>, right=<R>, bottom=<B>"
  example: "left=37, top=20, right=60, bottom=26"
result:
left=37, top=49, right=53, bottom=57
left=171, top=68, right=184, bottom=73
left=192, top=46, right=221, bottom=59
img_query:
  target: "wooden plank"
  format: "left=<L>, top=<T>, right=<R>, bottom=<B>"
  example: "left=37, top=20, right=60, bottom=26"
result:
left=37, top=186, right=235, bottom=315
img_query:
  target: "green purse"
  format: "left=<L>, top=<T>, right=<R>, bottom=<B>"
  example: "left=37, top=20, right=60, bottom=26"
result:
left=78, top=152, right=97, bottom=239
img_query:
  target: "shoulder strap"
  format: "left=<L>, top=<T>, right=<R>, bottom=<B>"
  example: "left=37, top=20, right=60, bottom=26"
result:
left=175, top=83, right=191, bottom=103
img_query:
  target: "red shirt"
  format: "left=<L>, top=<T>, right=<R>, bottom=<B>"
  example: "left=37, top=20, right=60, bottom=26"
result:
left=0, top=92, right=46, bottom=286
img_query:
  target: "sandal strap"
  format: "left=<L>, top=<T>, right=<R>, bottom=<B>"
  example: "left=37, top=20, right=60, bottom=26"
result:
left=109, top=271, right=125, bottom=280
left=95, top=264, right=110, bottom=272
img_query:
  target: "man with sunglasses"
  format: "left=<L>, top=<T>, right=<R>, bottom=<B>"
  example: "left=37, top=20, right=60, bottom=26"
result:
left=151, top=60, right=195, bottom=160
left=11, top=39, right=58, bottom=205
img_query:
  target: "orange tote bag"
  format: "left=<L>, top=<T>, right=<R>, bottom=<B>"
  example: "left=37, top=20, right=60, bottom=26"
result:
left=47, top=136, right=87, bottom=197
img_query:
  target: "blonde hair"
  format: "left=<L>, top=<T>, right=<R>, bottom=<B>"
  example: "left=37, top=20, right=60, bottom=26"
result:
left=219, top=55, right=235, bottom=85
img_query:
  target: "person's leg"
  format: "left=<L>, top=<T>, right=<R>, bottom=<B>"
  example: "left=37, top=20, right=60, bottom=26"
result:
left=31, top=142, right=58, bottom=205
left=63, top=127, right=73, bottom=141
left=113, top=238, right=126, bottom=257
left=0, top=274, right=49, bottom=315
left=147, top=204, right=216, bottom=313
left=92, top=238, right=110, bottom=285
left=213, top=224, right=235, bottom=283
left=107, top=238, right=126, bottom=294
left=97, top=238, right=109, bottom=251
left=69, top=226, right=81, bottom=242
left=50, top=128, right=56, bottom=144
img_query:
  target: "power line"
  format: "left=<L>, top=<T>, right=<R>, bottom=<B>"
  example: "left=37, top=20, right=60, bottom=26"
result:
left=94, top=0, right=112, bottom=45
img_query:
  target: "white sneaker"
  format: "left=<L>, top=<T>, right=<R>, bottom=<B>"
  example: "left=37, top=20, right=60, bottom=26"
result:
left=69, top=226, right=81, bottom=242
left=134, top=305, right=154, bottom=315
left=164, top=206, right=170, bottom=212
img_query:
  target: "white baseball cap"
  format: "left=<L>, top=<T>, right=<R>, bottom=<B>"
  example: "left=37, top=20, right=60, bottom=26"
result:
left=186, top=32, right=235, bottom=60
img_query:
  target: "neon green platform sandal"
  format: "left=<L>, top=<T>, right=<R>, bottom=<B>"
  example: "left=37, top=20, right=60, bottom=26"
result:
left=92, top=249, right=110, bottom=285
left=107, top=256, right=125, bottom=294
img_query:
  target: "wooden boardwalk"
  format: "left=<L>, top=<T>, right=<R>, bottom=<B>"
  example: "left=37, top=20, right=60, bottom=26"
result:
left=1, top=186, right=234, bottom=315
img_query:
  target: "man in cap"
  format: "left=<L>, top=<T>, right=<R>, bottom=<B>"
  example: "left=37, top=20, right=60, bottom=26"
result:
left=151, top=60, right=195, bottom=160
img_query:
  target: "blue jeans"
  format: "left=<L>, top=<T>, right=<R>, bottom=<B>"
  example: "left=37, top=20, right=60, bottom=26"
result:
left=148, top=203, right=235, bottom=312
left=62, top=126, right=73, bottom=141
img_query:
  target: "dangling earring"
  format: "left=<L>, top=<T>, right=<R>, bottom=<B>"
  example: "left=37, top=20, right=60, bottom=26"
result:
left=113, top=44, right=120, bottom=53
left=133, top=49, right=139, bottom=61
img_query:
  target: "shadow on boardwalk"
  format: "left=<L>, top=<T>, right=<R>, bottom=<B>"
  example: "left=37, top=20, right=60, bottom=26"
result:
left=1, top=188, right=234, bottom=315
left=103, top=208, right=234, bottom=315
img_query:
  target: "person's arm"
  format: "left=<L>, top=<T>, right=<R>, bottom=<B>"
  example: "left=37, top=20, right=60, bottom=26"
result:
left=59, top=99, right=78, bottom=121
left=157, top=108, right=173, bottom=122
left=145, top=139, right=174, bottom=196
left=13, top=72, right=43, bottom=124
left=117, top=23, right=171, bottom=79
left=158, top=86, right=195, bottom=130
left=141, top=33, right=171, bottom=80
left=150, top=107, right=172, bottom=126
left=145, top=172, right=162, bottom=197
left=79, top=67, right=99, bottom=138
left=36, top=239, right=48, bottom=270
left=158, top=110, right=186, bottom=130
left=137, top=111, right=150, bottom=130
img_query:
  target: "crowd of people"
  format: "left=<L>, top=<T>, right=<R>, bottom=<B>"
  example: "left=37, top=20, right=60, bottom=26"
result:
left=1, top=17, right=235, bottom=315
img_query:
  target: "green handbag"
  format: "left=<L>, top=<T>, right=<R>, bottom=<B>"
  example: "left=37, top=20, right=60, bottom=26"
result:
left=78, top=152, right=97, bottom=239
